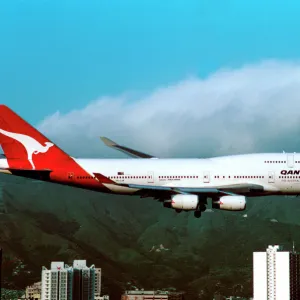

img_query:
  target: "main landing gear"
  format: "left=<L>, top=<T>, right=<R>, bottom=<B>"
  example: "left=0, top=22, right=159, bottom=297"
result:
left=175, top=208, right=202, bottom=218
left=194, top=211, right=201, bottom=218
left=194, top=204, right=207, bottom=218
left=174, top=204, right=207, bottom=218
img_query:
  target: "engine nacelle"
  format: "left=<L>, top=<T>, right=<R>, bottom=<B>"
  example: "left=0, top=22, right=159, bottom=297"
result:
left=212, top=195, right=246, bottom=211
left=171, top=194, right=199, bottom=210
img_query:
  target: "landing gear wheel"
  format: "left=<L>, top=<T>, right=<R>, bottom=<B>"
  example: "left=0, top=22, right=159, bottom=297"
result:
left=175, top=209, right=182, bottom=213
left=199, top=205, right=207, bottom=212
left=194, top=211, right=201, bottom=218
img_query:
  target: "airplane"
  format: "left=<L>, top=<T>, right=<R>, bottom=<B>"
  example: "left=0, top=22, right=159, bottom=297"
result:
left=0, top=104, right=299, bottom=218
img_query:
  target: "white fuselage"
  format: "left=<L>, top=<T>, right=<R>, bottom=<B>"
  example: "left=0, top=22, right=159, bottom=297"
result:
left=1, top=152, right=299, bottom=196
left=76, top=152, right=300, bottom=195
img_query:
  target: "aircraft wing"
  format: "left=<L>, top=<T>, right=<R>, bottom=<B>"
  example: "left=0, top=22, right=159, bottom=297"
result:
left=214, top=183, right=264, bottom=194
left=120, top=183, right=264, bottom=198
left=100, top=137, right=157, bottom=158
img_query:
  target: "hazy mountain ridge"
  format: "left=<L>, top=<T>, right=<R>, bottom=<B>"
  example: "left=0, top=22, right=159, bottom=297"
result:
left=0, top=174, right=300, bottom=299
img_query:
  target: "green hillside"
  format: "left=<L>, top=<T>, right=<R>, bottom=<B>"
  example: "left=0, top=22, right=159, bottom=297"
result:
left=0, top=174, right=299, bottom=299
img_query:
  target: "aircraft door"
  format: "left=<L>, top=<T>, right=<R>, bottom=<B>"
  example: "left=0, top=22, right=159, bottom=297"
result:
left=268, top=171, right=275, bottom=183
left=148, top=171, right=154, bottom=183
left=68, top=172, right=74, bottom=180
left=287, top=153, right=294, bottom=168
left=203, top=171, right=210, bottom=183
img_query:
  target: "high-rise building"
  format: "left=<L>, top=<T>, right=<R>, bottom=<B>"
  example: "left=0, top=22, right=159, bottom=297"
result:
left=94, top=268, right=101, bottom=299
left=41, top=262, right=73, bottom=300
left=253, top=245, right=300, bottom=300
left=121, top=291, right=184, bottom=300
left=41, top=260, right=101, bottom=300
left=25, top=281, right=42, bottom=299
left=72, top=260, right=94, bottom=300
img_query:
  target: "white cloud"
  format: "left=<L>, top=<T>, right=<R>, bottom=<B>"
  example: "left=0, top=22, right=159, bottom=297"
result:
left=38, top=60, right=300, bottom=158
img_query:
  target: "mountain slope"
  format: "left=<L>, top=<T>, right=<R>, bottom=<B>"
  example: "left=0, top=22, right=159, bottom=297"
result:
left=1, top=174, right=300, bottom=299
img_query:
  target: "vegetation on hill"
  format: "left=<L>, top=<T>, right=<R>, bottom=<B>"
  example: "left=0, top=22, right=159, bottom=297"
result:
left=0, top=174, right=299, bottom=299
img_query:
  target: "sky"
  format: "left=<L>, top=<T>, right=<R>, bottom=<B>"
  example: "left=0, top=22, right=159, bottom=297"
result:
left=1, top=0, right=300, bottom=157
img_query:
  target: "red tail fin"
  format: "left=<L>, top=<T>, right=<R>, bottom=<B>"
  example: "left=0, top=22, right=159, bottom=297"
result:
left=0, top=105, right=72, bottom=170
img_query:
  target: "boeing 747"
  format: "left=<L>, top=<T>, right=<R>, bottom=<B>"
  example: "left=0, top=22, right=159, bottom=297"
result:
left=0, top=105, right=298, bottom=218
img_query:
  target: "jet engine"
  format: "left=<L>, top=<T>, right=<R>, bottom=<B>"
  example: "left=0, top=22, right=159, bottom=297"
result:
left=170, top=194, right=199, bottom=210
left=212, top=195, right=246, bottom=211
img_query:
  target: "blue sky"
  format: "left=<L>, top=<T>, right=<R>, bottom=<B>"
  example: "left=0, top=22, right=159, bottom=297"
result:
left=1, top=0, right=300, bottom=124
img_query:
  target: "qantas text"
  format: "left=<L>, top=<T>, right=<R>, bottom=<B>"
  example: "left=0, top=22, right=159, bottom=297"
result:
left=281, top=170, right=300, bottom=175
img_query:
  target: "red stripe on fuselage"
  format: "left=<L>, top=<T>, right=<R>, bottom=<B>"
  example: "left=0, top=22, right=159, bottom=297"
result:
left=48, top=160, right=113, bottom=192
left=93, top=172, right=116, bottom=184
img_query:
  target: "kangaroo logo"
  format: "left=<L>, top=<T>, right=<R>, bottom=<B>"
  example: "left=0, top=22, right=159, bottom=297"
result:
left=0, top=128, right=54, bottom=169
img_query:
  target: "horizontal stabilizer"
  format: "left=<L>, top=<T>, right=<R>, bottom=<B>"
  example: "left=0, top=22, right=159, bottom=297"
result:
left=7, top=168, right=52, bottom=172
left=0, top=168, right=52, bottom=180
left=100, top=137, right=156, bottom=159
